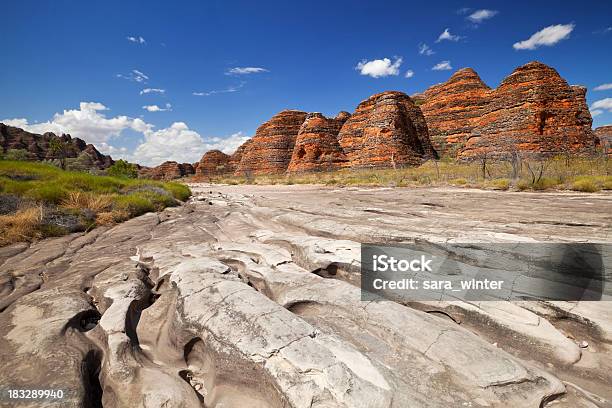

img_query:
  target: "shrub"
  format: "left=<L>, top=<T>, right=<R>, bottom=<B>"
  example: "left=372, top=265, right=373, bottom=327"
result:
left=450, top=178, right=468, bottom=185
left=107, top=159, right=138, bottom=178
left=488, top=178, right=510, bottom=190
left=3, top=149, right=32, bottom=161
left=160, top=182, right=191, bottom=201
left=113, top=194, right=156, bottom=216
left=571, top=178, right=601, bottom=192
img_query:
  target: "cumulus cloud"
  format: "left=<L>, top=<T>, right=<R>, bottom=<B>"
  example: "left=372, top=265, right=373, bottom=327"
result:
left=140, top=88, right=165, bottom=95
left=436, top=28, right=462, bottom=42
left=590, top=98, right=612, bottom=115
left=128, top=123, right=250, bottom=166
left=404, top=70, right=414, bottom=78
left=1, top=102, right=150, bottom=146
left=226, top=67, right=269, bottom=75
left=432, top=61, right=453, bottom=71
left=355, top=57, right=402, bottom=78
left=2, top=101, right=249, bottom=166
left=594, top=83, right=612, bottom=91
left=467, top=9, right=498, bottom=23
left=418, top=43, right=435, bottom=56
left=193, top=82, right=246, bottom=96
left=116, top=69, right=149, bottom=83
left=142, top=103, right=172, bottom=112
left=513, top=23, right=575, bottom=50
left=126, top=36, right=146, bottom=44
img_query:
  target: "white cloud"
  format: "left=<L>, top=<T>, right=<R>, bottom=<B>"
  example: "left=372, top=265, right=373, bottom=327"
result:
left=193, top=82, right=245, bottom=96
left=116, top=69, right=149, bottom=83
left=591, top=98, right=612, bottom=114
left=1, top=102, right=151, bottom=146
left=436, top=28, right=462, bottom=42
left=418, top=43, right=435, bottom=56
left=513, top=23, right=575, bottom=50
left=594, top=83, right=612, bottom=91
left=355, top=57, right=402, bottom=78
left=226, top=67, right=269, bottom=75
left=2, top=101, right=249, bottom=166
left=404, top=70, right=414, bottom=78
left=140, top=88, right=165, bottom=95
left=432, top=61, right=453, bottom=71
left=128, top=123, right=249, bottom=166
left=142, top=103, right=172, bottom=112
left=126, top=36, right=146, bottom=44
left=467, top=9, right=498, bottom=23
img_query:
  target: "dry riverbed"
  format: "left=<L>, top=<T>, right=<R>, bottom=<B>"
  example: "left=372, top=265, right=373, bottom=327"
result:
left=0, top=184, right=611, bottom=407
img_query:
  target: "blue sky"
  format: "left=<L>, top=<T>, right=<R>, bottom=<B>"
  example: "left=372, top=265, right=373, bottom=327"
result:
left=1, top=0, right=611, bottom=165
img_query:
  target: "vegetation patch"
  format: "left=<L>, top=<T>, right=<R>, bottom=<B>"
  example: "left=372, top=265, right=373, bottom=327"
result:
left=197, top=156, right=611, bottom=193
left=0, top=161, right=191, bottom=246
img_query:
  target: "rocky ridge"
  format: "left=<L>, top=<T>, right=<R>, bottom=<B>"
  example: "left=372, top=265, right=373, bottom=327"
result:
left=0, top=123, right=113, bottom=169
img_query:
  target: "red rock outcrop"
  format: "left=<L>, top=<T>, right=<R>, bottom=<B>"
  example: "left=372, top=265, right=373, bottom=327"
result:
left=412, top=68, right=491, bottom=155
left=235, top=110, right=307, bottom=175
left=414, top=62, right=598, bottom=159
left=594, top=126, right=612, bottom=155
left=138, top=161, right=195, bottom=180
left=195, top=150, right=232, bottom=177
left=337, top=91, right=436, bottom=168
left=0, top=123, right=113, bottom=169
left=287, top=112, right=349, bottom=172
left=229, top=139, right=252, bottom=170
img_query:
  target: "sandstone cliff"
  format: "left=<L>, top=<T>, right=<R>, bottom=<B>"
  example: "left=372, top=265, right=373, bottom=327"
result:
left=0, top=123, right=113, bottom=169
left=337, top=91, right=437, bottom=167
left=414, top=61, right=598, bottom=159
left=235, top=110, right=308, bottom=175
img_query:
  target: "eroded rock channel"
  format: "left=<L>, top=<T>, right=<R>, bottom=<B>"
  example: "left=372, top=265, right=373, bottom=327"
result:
left=1, top=184, right=611, bottom=407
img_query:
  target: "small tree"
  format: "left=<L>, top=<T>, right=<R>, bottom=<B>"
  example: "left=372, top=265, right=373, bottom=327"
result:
left=49, top=137, right=69, bottom=169
left=107, top=159, right=138, bottom=178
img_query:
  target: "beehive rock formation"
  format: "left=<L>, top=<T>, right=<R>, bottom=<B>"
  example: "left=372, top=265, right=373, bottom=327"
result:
left=229, top=139, right=252, bottom=170
left=594, top=126, right=612, bottom=155
left=414, top=62, right=598, bottom=158
left=195, top=150, right=232, bottom=177
left=0, top=123, right=113, bottom=169
left=138, top=161, right=195, bottom=180
left=337, top=91, right=436, bottom=168
left=235, top=110, right=308, bottom=175
left=287, top=112, right=349, bottom=172
left=412, top=68, right=491, bottom=155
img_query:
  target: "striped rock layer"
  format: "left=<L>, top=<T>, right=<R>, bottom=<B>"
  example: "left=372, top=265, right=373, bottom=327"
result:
left=413, top=61, right=598, bottom=159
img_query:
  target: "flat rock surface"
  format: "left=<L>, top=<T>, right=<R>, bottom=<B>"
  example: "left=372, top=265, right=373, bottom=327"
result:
left=1, top=184, right=611, bottom=407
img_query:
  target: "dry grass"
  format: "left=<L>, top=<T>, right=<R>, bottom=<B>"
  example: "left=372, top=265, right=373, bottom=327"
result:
left=95, top=210, right=130, bottom=225
left=197, top=156, right=611, bottom=192
left=0, top=206, right=42, bottom=245
left=61, top=191, right=114, bottom=212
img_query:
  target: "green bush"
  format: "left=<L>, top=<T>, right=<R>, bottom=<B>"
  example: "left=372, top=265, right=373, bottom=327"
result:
left=114, top=194, right=156, bottom=216
left=3, top=149, right=32, bottom=161
left=571, top=178, right=601, bottom=192
left=488, top=178, right=510, bottom=190
left=107, top=159, right=138, bottom=178
left=161, top=182, right=191, bottom=201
